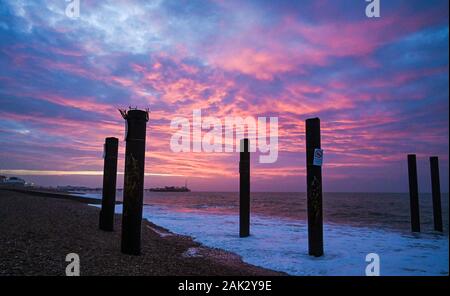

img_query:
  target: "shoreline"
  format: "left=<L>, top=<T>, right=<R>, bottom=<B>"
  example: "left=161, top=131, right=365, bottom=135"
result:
left=1, top=187, right=105, bottom=204
left=2, top=188, right=447, bottom=276
left=0, top=189, right=284, bottom=276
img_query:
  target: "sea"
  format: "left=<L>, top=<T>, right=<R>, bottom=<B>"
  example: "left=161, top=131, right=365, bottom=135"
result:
left=78, top=191, right=449, bottom=276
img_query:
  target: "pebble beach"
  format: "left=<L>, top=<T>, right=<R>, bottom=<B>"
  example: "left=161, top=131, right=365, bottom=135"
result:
left=0, top=189, right=282, bottom=276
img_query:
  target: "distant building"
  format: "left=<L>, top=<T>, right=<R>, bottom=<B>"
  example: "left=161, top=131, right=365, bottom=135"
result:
left=2, top=177, right=26, bottom=187
left=0, top=175, right=6, bottom=183
left=57, top=185, right=93, bottom=192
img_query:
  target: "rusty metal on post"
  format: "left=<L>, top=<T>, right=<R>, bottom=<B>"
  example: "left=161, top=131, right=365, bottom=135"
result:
left=239, top=138, right=250, bottom=238
left=305, top=118, right=323, bottom=257
left=120, top=108, right=149, bottom=255
left=99, top=137, right=119, bottom=231
left=430, top=156, right=443, bottom=232
left=407, top=154, right=420, bottom=232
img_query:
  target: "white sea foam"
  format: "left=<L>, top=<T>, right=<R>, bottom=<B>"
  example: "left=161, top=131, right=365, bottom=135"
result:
left=101, top=204, right=448, bottom=276
left=89, top=201, right=449, bottom=276
left=70, top=192, right=102, bottom=200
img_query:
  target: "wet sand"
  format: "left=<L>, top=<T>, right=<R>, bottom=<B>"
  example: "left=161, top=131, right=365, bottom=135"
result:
left=0, top=189, right=283, bottom=276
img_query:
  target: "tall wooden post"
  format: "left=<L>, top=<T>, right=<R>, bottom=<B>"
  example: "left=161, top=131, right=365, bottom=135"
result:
left=407, top=154, right=420, bottom=232
left=305, top=118, right=323, bottom=257
left=239, top=138, right=250, bottom=237
left=99, top=137, right=119, bottom=231
left=430, top=156, right=443, bottom=232
left=120, top=109, right=149, bottom=255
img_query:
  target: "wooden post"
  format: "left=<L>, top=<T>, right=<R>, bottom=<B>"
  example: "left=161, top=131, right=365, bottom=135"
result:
left=120, top=109, right=149, bottom=255
left=430, top=156, right=443, bottom=232
left=407, top=154, right=420, bottom=232
left=99, top=137, right=119, bottom=231
left=239, top=138, right=250, bottom=237
left=305, top=118, right=323, bottom=257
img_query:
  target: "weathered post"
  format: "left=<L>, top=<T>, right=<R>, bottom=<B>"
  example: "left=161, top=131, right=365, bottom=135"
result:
left=305, top=118, right=323, bottom=257
left=430, top=156, right=443, bottom=232
left=99, top=137, right=119, bottom=231
left=407, top=154, right=420, bottom=232
left=120, top=109, right=149, bottom=255
left=239, top=138, right=250, bottom=237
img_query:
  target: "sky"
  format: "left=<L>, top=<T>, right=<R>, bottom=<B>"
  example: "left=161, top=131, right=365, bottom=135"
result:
left=0, top=0, right=448, bottom=192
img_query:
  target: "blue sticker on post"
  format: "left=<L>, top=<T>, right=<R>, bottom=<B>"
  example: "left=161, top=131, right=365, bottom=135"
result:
left=313, top=148, right=323, bottom=166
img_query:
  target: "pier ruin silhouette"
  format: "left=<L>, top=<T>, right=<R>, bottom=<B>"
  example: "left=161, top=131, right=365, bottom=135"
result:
left=98, top=110, right=444, bottom=258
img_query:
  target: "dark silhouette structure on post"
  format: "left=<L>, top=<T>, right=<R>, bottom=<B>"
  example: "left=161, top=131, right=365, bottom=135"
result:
left=239, top=138, right=250, bottom=237
left=407, top=154, right=420, bottom=232
left=120, top=109, right=149, bottom=255
left=99, top=137, right=119, bottom=231
left=305, top=118, right=323, bottom=257
left=430, top=156, right=443, bottom=232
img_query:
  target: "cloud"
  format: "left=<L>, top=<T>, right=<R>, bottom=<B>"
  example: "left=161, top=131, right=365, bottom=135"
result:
left=0, top=0, right=448, bottom=192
